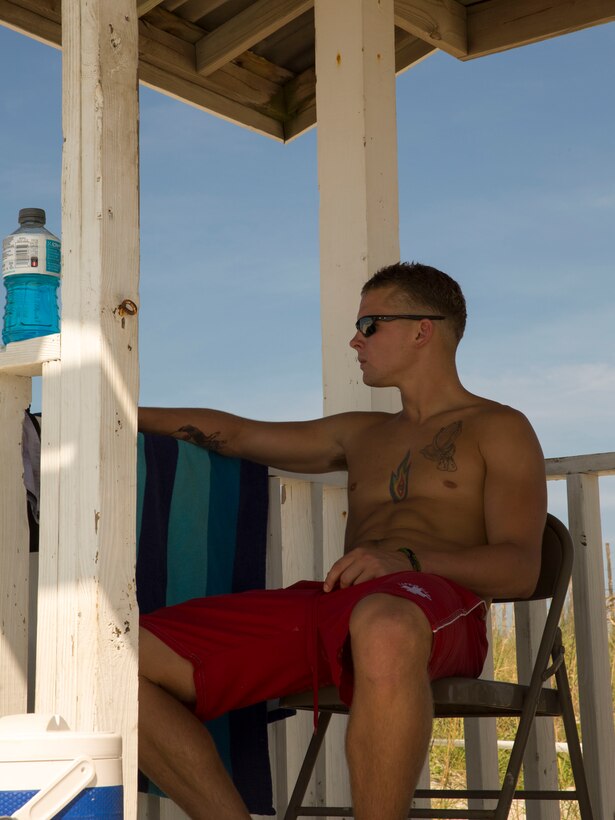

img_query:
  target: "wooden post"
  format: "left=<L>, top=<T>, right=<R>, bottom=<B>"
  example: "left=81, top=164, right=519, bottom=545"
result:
left=566, top=473, right=615, bottom=818
left=515, top=599, right=559, bottom=820
left=315, top=0, right=401, bottom=417
left=0, top=374, right=31, bottom=717
left=464, top=611, right=499, bottom=812
left=35, top=2, right=140, bottom=817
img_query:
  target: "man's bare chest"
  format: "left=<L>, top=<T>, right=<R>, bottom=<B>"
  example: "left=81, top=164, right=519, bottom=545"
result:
left=345, top=417, right=485, bottom=507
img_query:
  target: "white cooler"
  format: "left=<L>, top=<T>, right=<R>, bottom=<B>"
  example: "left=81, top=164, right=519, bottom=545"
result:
left=0, top=714, right=122, bottom=819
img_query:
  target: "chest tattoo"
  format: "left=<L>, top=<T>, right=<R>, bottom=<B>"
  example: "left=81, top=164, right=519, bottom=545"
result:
left=390, top=450, right=411, bottom=503
left=421, top=420, right=463, bottom=472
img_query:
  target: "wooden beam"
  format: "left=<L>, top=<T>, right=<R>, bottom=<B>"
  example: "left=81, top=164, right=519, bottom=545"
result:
left=140, top=62, right=285, bottom=140
left=0, top=0, right=61, bottom=47
left=137, top=0, right=165, bottom=18
left=46, top=3, right=140, bottom=817
left=315, top=0, right=401, bottom=407
left=0, top=374, right=31, bottom=717
left=394, top=0, right=467, bottom=58
left=195, top=0, right=312, bottom=77
left=467, top=0, right=615, bottom=60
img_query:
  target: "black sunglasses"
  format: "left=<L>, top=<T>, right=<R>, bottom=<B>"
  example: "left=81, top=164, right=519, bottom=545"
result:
left=355, top=314, right=446, bottom=337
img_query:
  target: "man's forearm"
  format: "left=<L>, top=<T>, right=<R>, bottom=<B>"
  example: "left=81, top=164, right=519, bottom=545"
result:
left=138, top=407, right=238, bottom=455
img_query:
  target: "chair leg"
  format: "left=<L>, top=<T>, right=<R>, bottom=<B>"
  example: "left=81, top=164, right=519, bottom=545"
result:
left=283, top=711, right=332, bottom=820
left=554, top=652, right=594, bottom=820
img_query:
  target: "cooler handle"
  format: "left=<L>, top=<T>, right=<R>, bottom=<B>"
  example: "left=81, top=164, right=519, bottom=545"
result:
left=11, top=755, right=96, bottom=819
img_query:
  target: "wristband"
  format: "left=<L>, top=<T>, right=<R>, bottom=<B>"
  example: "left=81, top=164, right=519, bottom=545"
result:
left=397, top=547, right=421, bottom=572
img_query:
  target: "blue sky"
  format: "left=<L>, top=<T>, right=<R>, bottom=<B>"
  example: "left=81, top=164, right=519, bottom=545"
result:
left=1, top=20, right=614, bottom=549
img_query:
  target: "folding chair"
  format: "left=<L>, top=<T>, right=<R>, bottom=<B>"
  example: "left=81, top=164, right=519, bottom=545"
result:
left=280, top=513, right=594, bottom=819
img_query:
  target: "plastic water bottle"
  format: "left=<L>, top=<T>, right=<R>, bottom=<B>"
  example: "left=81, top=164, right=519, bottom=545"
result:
left=2, top=208, right=61, bottom=344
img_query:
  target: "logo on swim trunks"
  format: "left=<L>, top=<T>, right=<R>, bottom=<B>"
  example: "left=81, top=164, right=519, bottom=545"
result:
left=399, top=582, right=432, bottom=600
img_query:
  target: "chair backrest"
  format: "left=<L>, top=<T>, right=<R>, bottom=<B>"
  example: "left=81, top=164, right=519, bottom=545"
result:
left=493, top=513, right=573, bottom=605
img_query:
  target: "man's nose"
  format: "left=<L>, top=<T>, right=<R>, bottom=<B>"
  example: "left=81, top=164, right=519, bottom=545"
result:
left=349, top=330, right=363, bottom=349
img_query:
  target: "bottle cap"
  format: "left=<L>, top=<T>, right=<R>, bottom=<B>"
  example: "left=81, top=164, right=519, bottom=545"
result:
left=18, top=208, right=46, bottom=225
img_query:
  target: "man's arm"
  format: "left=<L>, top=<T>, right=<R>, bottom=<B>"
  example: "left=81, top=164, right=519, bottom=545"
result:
left=324, top=409, right=547, bottom=599
left=139, top=406, right=356, bottom=474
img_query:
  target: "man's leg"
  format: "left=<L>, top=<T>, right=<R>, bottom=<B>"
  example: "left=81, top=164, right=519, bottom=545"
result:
left=346, top=594, right=433, bottom=820
left=138, top=627, right=251, bottom=820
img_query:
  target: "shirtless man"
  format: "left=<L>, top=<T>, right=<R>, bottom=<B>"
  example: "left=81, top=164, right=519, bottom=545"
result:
left=138, top=262, right=547, bottom=820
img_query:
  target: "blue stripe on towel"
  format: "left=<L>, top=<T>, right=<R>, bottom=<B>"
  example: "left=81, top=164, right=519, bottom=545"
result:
left=166, top=441, right=211, bottom=605
left=205, top=452, right=240, bottom=597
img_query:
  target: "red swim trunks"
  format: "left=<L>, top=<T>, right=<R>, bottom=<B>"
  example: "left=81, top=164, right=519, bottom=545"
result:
left=140, top=572, right=488, bottom=723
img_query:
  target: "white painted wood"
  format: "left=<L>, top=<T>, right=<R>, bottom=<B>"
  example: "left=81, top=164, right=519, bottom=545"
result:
left=515, top=598, right=559, bottom=820
left=464, top=609, right=499, bottom=812
left=314, top=0, right=401, bottom=416
left=267, top=477, right=325, bottom=815
left=34, top=359, right=61, bottom=712
left=0, top=333, right=60, bottom=376
left=411, top=756, right=431, bottom=810
left=195, top=0, right=313, bottom=77
left=545, top=451, right=615, bottom=479
left=0, top=374, right=31, bottom=717
left=39, top=4, right=140, bottom=818
left=394, top=0, right=467, bottom=58
left=566, top=473, right=615, bottom=819
left=321, top=486, right=351, bottom=817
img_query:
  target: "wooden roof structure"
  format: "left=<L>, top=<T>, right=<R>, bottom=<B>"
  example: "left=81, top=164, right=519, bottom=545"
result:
left=2, top=0, right=615, bottom=141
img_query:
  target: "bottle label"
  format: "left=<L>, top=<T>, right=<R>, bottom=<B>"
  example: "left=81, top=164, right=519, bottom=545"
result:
left=2, top=235, right=61, bottom=278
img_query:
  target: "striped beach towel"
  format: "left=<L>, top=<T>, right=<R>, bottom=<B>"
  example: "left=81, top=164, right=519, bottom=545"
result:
left=136, top=432, right=273, bottom=814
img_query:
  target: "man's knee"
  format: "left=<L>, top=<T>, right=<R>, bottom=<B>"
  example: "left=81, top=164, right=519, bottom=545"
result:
left=348, top=594, right=433, bottom=681
left=139, top=627, right=196, bottom=704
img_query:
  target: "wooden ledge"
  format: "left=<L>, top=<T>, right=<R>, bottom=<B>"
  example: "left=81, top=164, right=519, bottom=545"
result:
left=0, top=333, right=61, bottom=376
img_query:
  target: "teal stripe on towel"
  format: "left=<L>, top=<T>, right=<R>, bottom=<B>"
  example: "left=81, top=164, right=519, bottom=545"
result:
left=206, top=452, right=240, bottom=597
left=166, top=440, right=211, bottom=606
left=136, top=433, right=147, bottom=551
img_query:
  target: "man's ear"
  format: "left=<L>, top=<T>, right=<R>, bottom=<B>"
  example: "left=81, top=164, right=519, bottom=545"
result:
left=414, top=318, right=434, bottom=347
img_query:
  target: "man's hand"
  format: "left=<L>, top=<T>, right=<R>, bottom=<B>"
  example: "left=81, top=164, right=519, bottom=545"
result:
left=323, top=543, right=418, bottom=592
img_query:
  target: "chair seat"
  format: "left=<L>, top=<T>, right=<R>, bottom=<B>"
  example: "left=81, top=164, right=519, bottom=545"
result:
left=280, top=677, right=562, bottom=718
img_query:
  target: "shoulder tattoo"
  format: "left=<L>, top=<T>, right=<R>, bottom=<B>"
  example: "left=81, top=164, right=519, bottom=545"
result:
left=174, top=424, right=227, bottom=453
left=421, top=420, right=463, bottom=472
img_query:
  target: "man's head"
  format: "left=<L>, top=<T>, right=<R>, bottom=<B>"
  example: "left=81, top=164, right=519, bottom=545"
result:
left=361, top=262, right=467, bottom=346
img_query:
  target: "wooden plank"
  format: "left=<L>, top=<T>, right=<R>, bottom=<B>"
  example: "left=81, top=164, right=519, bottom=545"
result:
left=566, top=474, right=615, bottom=818
left=0, top=374, right=31, bottom=717
left=315, top=0, right=401, bottom=415
left=195, top=0, right=313, bottom=77
left=0, top=333, right=60, bottom=376
left=321, top=486, right=352, bottom=816
left=395, top=35, right=435, bottom=74
left=172, top=0, right=229, bottom=24
left=50, top=2, right=140, bottom=817
left=267, top=478, right=324, bottom=814
left=464, top=610, right=499, bottom=812
left=34, top=359, right=61, bottom=713
left=467, top=0, right=615, bottom=60
left=137, top=0, right=165, bottom=18
left=139, top=62, right=284, bottom=140
left=514, top=599, right=559, bottom=820
left=545, top=451, right=615, bottom=479
left=395, top=0, right=467, bottom=58
left=0, top=0, right=60, bottom=47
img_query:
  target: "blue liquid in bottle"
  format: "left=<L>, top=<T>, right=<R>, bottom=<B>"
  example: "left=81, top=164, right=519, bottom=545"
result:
left=2, top=208, right=61, bottom=344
